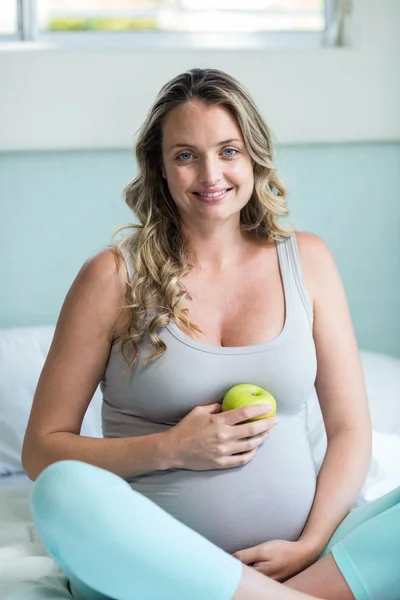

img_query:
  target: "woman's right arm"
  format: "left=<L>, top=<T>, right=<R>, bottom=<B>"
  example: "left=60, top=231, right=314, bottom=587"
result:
left=22, top=248, right=175, bottom=481
left=22, top=248, right=275, bottom=482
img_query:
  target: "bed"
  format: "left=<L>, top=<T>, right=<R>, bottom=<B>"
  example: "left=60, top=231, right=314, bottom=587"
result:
left=0, top=472, right=74, bottom=600
left=0, top=326, right=399, bottom=599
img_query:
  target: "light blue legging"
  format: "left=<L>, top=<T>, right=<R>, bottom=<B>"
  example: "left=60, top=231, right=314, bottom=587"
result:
left=30, top=460, right=400, bottom=600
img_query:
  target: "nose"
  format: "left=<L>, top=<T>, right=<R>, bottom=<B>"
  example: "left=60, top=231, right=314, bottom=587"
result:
left=198, top=155, right=222, bottom=186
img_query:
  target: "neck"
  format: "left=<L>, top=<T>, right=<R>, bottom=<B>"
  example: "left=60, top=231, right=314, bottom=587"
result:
left=182, top=220, right=254, bottom=273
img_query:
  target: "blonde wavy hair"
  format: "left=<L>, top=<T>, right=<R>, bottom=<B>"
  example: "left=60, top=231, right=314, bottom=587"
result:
left=110, top=67, right=294, bottom=373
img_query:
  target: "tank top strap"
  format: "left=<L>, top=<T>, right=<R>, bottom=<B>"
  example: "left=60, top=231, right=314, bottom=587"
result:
left=276, top=234, right=313, bottom=328
left=118, top=241, right=134, bottom=280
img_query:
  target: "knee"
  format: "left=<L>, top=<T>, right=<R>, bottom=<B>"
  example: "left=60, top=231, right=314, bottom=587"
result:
left=31, top=460, right=96, bottom=524
left=31, top=460, right=131, bottom=528
left=36, top=459, right=88, bottom=484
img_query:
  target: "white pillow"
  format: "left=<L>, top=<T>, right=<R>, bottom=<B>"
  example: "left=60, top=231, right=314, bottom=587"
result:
left=306, top=350, right=400, bottom=506
left=360, top=351, right=400, bottom=435
left=0, top=326, right=103, bottom=476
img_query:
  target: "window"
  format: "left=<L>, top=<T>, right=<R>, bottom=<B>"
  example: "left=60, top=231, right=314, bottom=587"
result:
left=0, top=0, right=18, bottom=38
left=0, top=0, right=351, bottom=48
left=37, top=0, right=326, bottom=34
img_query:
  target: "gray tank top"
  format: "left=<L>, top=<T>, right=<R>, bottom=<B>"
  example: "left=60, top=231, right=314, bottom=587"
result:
left=101, top=234, right=318, bottom=554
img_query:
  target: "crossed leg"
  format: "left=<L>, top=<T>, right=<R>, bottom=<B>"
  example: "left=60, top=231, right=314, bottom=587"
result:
left=31, top=461, right=400, bottom=600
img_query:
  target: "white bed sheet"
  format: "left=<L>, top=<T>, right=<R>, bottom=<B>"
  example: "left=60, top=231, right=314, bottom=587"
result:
left=0, top=473, right=72, bottom=600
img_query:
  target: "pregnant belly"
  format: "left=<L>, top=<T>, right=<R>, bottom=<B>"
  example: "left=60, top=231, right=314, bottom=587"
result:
left=128, top=420, right=317, bottom=554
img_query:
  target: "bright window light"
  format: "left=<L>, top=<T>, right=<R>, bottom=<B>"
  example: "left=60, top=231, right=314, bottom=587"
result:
left=35, top=0, right=326, bottom=34
left=0, top=0, right=18, bottom=35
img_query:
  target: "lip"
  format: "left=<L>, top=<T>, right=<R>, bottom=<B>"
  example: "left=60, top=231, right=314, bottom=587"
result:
left=193, top=188, right=233, bottom=203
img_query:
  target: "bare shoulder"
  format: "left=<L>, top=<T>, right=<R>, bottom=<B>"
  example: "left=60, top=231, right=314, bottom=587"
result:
left=78, top=246, right=130, bottom=302
left=63, top=246, right=130, bottom=343
left=293, top=231, right=338, bottom=304
left=294, top=230, right=333, bottom=262
left=79, top=246, right=128, bottom=288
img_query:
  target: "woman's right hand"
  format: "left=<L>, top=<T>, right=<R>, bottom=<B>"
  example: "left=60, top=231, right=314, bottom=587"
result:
left=165, top=403, right=278, bottom=471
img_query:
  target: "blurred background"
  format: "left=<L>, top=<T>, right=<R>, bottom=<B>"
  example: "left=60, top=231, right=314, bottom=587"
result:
left=0, top=0, right=399, bottom=357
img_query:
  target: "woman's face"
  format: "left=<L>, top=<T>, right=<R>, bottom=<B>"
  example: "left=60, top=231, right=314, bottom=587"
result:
left=161, top=101, right=254, bottom=225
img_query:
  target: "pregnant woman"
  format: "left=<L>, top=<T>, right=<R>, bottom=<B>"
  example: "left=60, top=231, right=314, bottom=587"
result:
left=22, top=68, right=399, bottom=600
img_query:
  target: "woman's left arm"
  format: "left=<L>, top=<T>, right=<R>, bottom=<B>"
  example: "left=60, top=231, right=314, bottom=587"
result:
left=233, top=233, right=372, bottom=580
left=296, top=231, right=372, bottom=556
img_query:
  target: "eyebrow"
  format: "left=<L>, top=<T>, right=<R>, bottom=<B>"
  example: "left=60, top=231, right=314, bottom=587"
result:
left=168, top=138, right=243, bottom=152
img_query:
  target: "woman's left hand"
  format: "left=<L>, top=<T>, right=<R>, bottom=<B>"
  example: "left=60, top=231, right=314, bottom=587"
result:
left=232, top=539, right=318, bottom=582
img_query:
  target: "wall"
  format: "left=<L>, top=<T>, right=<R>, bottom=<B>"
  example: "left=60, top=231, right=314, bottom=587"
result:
left=0, top=0, right=399, bottom=149
left=1, top=142, right=399, bottom=357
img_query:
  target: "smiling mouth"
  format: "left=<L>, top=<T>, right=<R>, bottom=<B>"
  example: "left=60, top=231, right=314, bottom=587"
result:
left=193, top=188, right=233, bottom=200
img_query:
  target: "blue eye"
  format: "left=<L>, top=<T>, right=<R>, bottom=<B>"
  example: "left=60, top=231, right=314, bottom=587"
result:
left=223, top=148, right=237, bottom=157
left=177, top=152, right=193, bottom=161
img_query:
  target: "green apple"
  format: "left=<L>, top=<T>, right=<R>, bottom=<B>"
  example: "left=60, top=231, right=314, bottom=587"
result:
left=221, top=384, right=277, bottom=423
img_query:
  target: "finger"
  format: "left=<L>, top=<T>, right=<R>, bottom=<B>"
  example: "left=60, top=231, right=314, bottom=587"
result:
left=233, top=545, right=264, bottom=564
left=252, top=563, right=281, bottom=580
left=252, top=561, right=269, bottom=571
left=202, top=403, right=222, bottom=414
left=234, top=416, right=278, bottom=440
left=220, top=448, right=257, bottom=469
left=252, top=561, right=277, bottom=574
left=230, top=430, right=269, bottom=454
left=222, top=404, right=273, bottom=426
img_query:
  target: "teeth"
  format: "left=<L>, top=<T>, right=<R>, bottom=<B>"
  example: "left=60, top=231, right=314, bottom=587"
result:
left=198, top=189, right=227, bottom=198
